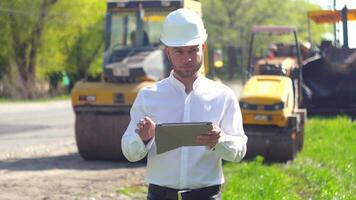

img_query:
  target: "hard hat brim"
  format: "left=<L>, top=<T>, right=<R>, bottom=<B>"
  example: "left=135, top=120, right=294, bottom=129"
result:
left=160, top=35, right=208, bottom=47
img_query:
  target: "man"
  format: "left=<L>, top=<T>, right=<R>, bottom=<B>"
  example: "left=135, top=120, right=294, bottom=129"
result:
left=267, top=43, right=278, bottom=59
left=122, top=9, right=247, bottom=200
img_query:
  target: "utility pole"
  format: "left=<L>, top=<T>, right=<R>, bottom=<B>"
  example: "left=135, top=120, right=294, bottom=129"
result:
left=341, top=6, right=349, bottom=48
left=333, top=0, right=337, bottom=46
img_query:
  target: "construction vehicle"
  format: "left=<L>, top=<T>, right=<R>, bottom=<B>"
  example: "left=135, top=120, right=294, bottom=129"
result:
left=240, top=26, right=307, bottom=162
left=71, top=0, right=208, bottom=161
left=304, top=7, right=356, bottom=116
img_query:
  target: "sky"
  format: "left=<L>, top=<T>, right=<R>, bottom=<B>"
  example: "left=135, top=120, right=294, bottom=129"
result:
left=308, top=0, right=356, bottom=48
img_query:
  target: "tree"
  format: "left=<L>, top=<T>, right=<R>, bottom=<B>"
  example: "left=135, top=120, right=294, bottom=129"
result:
left=38, top=0, right=105, bottom=90
left=65, top=20, right=104, bottom=84
left=0, top=3, right=11, bottom=80
left=201, top=0, right=326, bottom=79
left=1, top=0, right=59, bottom=98
left=0, top=0, right=105, bottom=98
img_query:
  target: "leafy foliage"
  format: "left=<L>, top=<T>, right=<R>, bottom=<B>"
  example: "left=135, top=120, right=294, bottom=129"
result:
left=201, top=0, right=329, bottom=79
left=0, top=0, right=104, bottom=98
left=38, top=0, right=105, bottom=81
left=202, top=0, right=326, bottom=47
left=0, top=0, right=59, bottom=98
left=65, top=19, right=104, bottom=83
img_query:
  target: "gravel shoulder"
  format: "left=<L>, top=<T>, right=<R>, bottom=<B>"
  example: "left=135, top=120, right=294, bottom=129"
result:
left=0, top=142, right=146, bottom=200
left=0, top=100, right=146, bottom=200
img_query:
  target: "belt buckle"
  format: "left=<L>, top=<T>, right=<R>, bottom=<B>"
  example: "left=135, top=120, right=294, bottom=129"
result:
left=177, top=190, right=189, bottom=200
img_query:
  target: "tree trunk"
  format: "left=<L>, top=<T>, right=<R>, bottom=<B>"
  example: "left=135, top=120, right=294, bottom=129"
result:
left=7, top=0, right=58, bottom=99
left=227, top=46, right=237, bottom=80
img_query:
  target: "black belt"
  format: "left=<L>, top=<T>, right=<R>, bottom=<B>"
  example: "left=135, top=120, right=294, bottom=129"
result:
left=148, top=184, right=221, bottom=200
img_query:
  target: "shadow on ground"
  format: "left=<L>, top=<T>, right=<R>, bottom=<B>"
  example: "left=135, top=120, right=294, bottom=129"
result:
left=0, top=153, right=145, bottom=171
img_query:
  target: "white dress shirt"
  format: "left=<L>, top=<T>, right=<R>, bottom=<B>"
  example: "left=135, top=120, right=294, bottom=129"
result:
left=121, top=73, right=247, bottom=189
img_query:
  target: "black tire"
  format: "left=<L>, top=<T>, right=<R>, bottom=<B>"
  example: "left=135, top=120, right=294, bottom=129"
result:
left=298, top=125, right=304, bottom=151
left=75, top=113, right=131, bottom=161
left=287, top=130, right=298, bottom=161
left=270, top=130, right=298, bottom=162
left=296, top=109, right=306, bottom=151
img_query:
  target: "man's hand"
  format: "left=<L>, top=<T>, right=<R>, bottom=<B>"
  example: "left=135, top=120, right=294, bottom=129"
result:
left=195, top=125, right=221, bottom=149
left=135, top=116, right=155, bottom=144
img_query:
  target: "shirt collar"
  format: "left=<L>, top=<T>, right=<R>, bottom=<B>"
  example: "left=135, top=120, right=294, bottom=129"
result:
left=168, top=71, right=204, bottom=92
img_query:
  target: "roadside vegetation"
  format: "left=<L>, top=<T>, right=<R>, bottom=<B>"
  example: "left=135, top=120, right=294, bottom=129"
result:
left=0, top=94, right=69, bottom=103
left=117, top=116, right=355, bottom=200
left=117, top=186, right=147, bottom=200
left=223, top=116, right=355, bottom=200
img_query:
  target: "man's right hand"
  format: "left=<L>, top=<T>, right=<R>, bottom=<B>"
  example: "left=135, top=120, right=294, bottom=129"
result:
left=135, top=116, right=155, bottom=144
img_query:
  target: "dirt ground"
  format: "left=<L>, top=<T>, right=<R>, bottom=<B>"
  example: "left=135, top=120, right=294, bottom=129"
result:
left=0, top=141, right=146, bottom=200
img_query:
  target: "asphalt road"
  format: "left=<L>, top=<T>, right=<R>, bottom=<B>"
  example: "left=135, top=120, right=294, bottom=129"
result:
left=0, top=100, right=75, bottom=159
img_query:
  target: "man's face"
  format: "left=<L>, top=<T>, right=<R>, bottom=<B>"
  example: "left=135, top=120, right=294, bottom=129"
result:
left=165, top=45, right=204, bottom=79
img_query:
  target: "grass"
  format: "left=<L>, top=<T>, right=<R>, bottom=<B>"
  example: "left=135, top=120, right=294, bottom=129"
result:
left=116, top=116, right=355, bottom=200
left=223, top=116, right=355, bottom=200
left=116, top=185, right=147, bottom=199
left=0, top=94, right=70, bottom=103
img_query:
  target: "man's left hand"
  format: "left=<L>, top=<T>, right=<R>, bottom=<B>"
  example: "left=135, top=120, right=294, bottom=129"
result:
left=195, top=125, right=221, bottom=149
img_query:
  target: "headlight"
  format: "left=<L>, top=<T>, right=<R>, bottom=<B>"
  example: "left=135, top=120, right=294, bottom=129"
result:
left=265, top=102, right=285, bottom=110
left=240, top=101, right=284, bottom=110
left=79, top=95, right=96, bottom=102
left=239, top=101, right=258, bottom=110
left=273, top=102, right=284, bottom=110
left=239, top=102, right=249, bottom=109
left=114, top=93, right=124, bottom=104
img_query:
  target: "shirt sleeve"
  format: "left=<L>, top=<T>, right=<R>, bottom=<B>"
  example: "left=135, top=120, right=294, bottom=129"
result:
left=121, top=90, right=152, bottom=162
left=213, top=91, right=247, bottom=162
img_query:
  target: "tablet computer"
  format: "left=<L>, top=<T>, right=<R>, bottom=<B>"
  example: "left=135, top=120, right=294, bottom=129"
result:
left=155, top=122, right=213, bottom=154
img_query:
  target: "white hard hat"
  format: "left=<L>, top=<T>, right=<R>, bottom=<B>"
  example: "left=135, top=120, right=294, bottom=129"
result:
left=160, top=8, right=208, bottom=47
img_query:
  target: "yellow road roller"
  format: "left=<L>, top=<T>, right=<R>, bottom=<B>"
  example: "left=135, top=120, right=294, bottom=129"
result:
left=71, top=0, right=207, bottom=161
left=240, top=26, right=307, bottom=162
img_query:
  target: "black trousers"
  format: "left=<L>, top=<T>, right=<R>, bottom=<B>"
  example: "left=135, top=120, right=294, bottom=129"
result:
left=147, top=184, right=222, bottom=200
